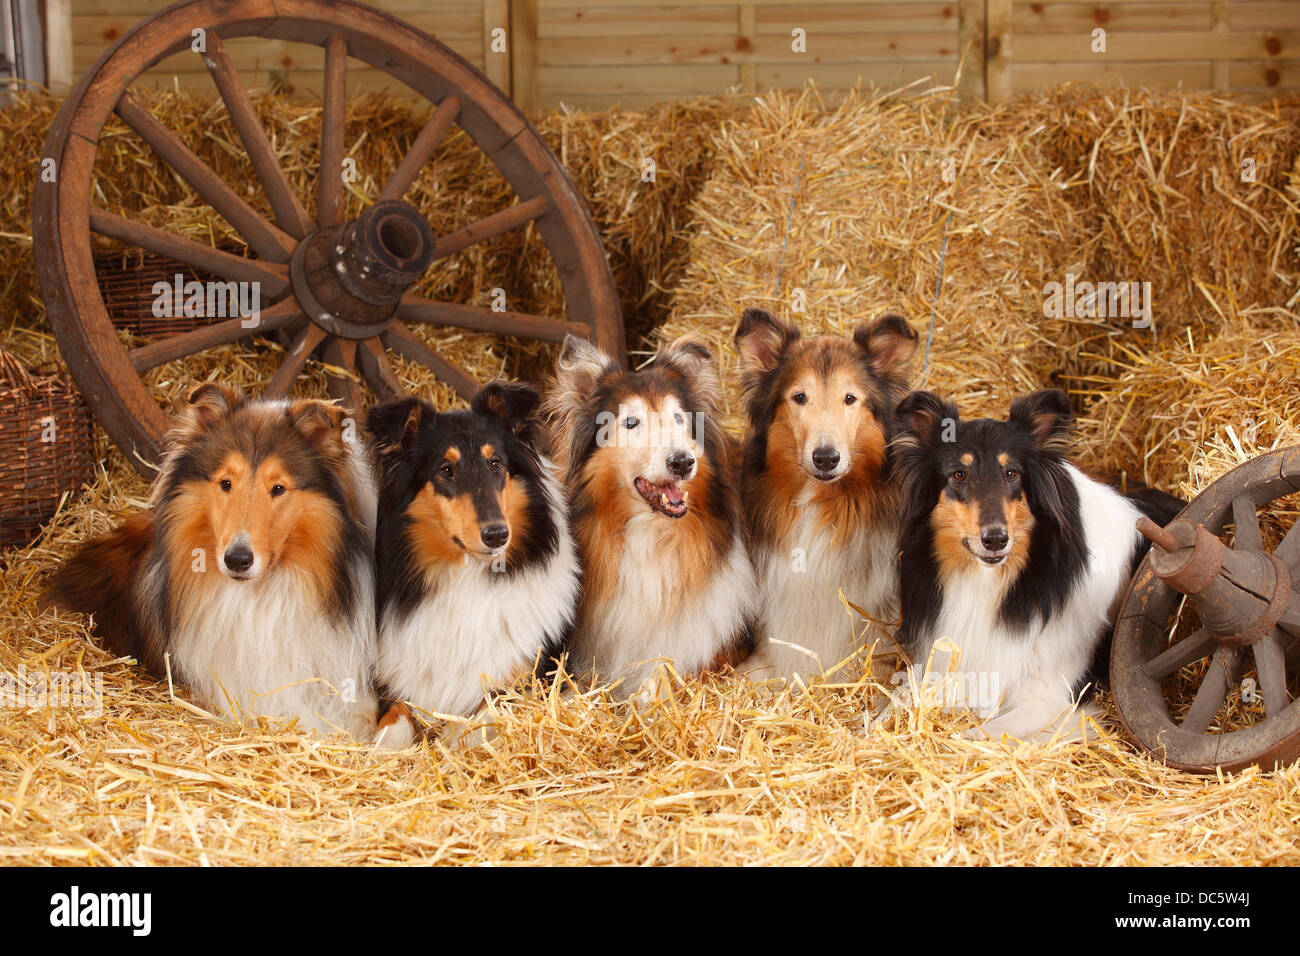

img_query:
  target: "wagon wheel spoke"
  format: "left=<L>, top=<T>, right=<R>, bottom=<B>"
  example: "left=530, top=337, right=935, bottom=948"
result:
left=378, top=95, right=462, bottom=203
left=1252, top=632, right=1290, bottom=716
left=1181, top=646, right=1237, bottom=734
left=318, top=33, right=348, bottom=229
left=383, top=321, right=480, bottom=400
left=429, top=195, right=551, bottom=262
left=396, top=294, right=588, bottom=342
left=265, top=324, right=329, bottom=400
left=114, top=92, right=296, bottom=263
left=357, top=336, right=404, bottom=400
left=129, top=297, right=303, bottom=372
left=1275, top=518, right=1300, bottom=571
left=202, top=32, right=313, bottom=239
left=1231, top=495, right=1263, bottom=552
left=89, top=210, right=290, bottom=294
left=1143, top=627, right=1215, bottom=680
left=321, top=336, right=362, bottom=411
left=1279, top=598, right=1300, bottom=642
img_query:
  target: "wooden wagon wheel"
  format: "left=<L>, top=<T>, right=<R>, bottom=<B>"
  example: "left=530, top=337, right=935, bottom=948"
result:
left=1112, top=446, right=1300, bottom=772
left=32, top=0, right=624, bottom=472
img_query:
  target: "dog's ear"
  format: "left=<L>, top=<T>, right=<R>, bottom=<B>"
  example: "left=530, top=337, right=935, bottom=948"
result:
left=473, top=380, right=541, bottom=439
left=654, top=334, right=721, bottom=411
left=182, top=382, right=244, bottom=432
left=554, top=334, right=616, bottom=400
left=368, top=397, right=428, bottom=454
left=854, top=313, right=918, bottom=382
left=289, top=399, right=349, bottom=450
left=735, top=308, right=799, bottom=379
left=893, top=390, right=957, bottom=448
left=1009, top=389, right=1073, bottom=456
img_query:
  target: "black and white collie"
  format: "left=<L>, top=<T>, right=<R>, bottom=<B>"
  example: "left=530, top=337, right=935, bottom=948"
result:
left=44, top=384, right=378, bottom=738
left=368, top=382, right=579, bottom=747
left=734, top=308, right=917, bottom=680
left=888, top=388, right=1181, bottom=739
left=543, top=333, right=757, bottom=694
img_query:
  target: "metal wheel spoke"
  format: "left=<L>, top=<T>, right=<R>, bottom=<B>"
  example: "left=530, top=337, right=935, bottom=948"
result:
left=1253, top=633, right=1290, bottom=716
left=383, top=321, right=480, bottom=400
left=396, top=293, right=588, bottom=342
left=264, top=323, right=328, bottom=400
left=1143, top=627, right=1215, bottom=680
left=432, top=196, right=549, bottom=260
left=357, top=337, right=404, bottom=400
left=378, top=95, right=461, bottom=203
left=1182, top=646, right=1236, bottom=734
left=1231, top=495, right=1263, bottom=552
left=114, top=92, right=295, bottom=263
left=203, top=32, right=313, bottom=239
left=321, top=337, right=362, bottom=411
left=318, top=32, right=348, bottom=229
left=89, top=211, right=290, bottom=294
left=128, top=297, right=302, bottom=372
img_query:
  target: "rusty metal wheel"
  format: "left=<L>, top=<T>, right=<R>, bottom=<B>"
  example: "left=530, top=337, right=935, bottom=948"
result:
left=1112, top=446, right=1300, bottom=772
left=32, top=0, right=624, bottom=471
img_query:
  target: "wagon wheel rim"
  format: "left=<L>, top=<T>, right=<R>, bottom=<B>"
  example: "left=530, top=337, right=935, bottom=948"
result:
left=1112, top=445, right=1300, bottom=772
left=33, top=0, right=624, bottom=472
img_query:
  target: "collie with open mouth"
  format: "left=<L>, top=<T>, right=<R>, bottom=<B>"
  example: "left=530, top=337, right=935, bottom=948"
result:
left=886, top=388, right=1182, bottom=740
left=368, top=382, right=579, bottom=748
left=43, top=384, right=378, bottom=738
left=543, top=333, right=757, bottom=694
left=734, top=308, right=918, bottom=681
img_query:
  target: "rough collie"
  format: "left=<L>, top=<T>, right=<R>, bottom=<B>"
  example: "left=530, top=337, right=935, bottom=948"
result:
left=543, top=333, right=756, bottom=694
left=734, top=308, right=918, bottom=680
left=368, top=382, right=579, bottom=748
left=43, top=384, right=378, bottom=737
left=887, top=388, right=1182, bottom=739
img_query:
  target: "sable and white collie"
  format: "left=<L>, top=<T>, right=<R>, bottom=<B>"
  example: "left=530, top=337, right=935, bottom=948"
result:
left=888, top=388, right=1182, bottom=740
left=369, top=382, right=579, bottom=748
left=543, top=333, right=757, bottom=694
left=44, top=384, right=379, bottom=738
left=735, top=308, right=918, bottom=680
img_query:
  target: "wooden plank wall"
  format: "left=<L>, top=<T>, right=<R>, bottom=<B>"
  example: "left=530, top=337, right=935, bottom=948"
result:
left=61, top=0, right=1299, bottom=108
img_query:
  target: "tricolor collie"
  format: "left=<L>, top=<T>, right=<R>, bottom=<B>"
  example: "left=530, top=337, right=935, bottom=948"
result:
left=44, top=384, right=378, bottom=737
left=369, top=382, right=579, bottom=747
left=735, top=308, right=917, bottom=680
left=888, top=389, right=1181, bottom=739
left=544, top=334, right=757, bottom=694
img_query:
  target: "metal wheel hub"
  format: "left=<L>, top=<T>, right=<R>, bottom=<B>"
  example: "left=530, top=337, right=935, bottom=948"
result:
left=289, top=200, right=435, bottom=340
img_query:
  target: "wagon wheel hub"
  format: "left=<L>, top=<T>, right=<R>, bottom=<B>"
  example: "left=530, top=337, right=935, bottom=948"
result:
left=289, top=201, right=436, bottom=341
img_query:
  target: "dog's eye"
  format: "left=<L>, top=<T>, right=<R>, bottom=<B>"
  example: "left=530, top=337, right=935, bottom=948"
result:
left=1005, top=468, right=1019, bottom=482
left=791, top=392, right=807, bottom=405
left=624, top=416, right=639, bottom=429
left=270, top=484, right=286, bottom=498
left=844, top=393, right=857, bottom=406
left=440, top=463, right=455, bottom=480
left=673, top=412, right=683, bottom=425
left=219, top=478, right=232, bottom=493
left=952, top=469, right=967, bottom=482
left=489, top=458, right=503, bottom=474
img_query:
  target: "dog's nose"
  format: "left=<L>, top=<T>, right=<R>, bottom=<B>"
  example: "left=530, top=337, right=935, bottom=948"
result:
left=480, top=523, right=509, bottom=550
left=981, top=527, right=1009, bottom=552
left=667, top=451, right=695, bottom=479
left=812, top=446, right=841, bottom=473
left=224, top=543, right=254, bottom=573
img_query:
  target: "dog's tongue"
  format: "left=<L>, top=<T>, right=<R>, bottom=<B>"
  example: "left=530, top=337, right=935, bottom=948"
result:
left=662, top=483, right=685, bottom=506
left=636, top=477, right=688, bottom=518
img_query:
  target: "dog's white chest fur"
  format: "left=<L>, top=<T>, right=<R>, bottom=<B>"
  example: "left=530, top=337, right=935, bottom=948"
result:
left=568, top=512, right=756, bottom=692
left=164, top=562, right=378, bottom=739
left=376, top=480, right=580, bottom=719
left=746, top=500, right=899, bottom=680
left=917, top=465, right=1143, bottom=737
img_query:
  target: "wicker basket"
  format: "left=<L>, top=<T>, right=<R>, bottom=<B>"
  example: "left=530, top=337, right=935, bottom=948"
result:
left=0, top=350, right=97, bottom=549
